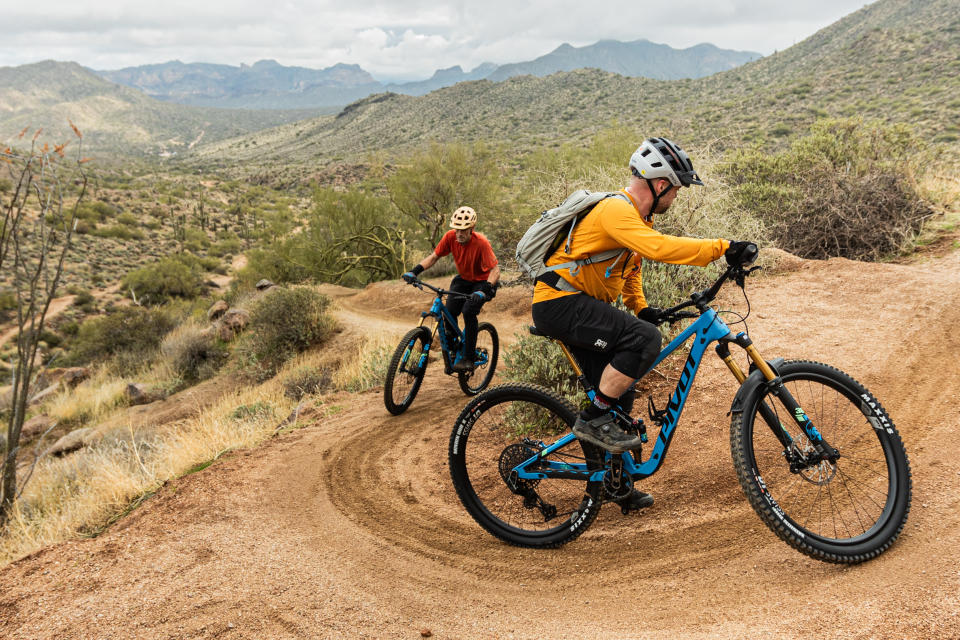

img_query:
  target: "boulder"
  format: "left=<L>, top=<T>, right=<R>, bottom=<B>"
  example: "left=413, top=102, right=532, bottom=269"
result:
left=49, top=427, right=98, bottom=456
left=207, top=300, right=229, bottom=321
left=21, top=414, right=55, bottom=439
left=218, top=308, right=250, bottom=341
left=125, top=383, right=161, bottom=406
left=60, top=367, right=91, bottom=387
left=255, top=279, right=276, bottom=291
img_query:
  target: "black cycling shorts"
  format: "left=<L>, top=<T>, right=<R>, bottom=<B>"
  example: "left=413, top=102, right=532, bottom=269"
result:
left=531, top=293, right=662, bottom=384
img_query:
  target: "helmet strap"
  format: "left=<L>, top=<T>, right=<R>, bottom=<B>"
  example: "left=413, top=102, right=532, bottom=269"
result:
left=645, top=179, right=673, bottom=219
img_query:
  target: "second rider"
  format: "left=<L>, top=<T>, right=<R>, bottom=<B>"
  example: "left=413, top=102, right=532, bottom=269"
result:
left=403, top=206, right=500, bottom=373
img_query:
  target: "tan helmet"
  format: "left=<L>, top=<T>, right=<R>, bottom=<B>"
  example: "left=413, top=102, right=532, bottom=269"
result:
left=450, top=206, right=477, bottom=229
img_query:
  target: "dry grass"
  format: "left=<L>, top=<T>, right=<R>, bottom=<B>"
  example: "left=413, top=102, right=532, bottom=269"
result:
left=44, top=370, right=132, bottom=428
left=331, top=333, right=397, bottom=393
left=1, top=375, right=294, bottom=564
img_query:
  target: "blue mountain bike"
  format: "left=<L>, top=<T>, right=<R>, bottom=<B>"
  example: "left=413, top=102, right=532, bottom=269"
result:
left=384, top=278, right=499, bottom=415
left=449, top=257, right=911, bottom=563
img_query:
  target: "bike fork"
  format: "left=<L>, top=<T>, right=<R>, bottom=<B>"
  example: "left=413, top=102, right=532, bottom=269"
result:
left=719, top=335, right=839, bottom=462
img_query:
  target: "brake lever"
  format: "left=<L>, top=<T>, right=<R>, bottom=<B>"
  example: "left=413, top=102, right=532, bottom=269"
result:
left=734, top=265, right=762, bottom=288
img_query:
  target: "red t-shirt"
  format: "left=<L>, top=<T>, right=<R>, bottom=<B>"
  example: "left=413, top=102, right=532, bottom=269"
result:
left=434, top=230, right=498, bottom=282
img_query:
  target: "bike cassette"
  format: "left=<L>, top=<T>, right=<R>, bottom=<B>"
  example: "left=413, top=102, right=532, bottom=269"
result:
left=602, top=456, right=633, bottom=501
left=498, top=443, right=540, bottom=494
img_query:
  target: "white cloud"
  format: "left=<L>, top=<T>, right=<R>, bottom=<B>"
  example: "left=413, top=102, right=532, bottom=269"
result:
left=0, top=0, right=872, bottom=80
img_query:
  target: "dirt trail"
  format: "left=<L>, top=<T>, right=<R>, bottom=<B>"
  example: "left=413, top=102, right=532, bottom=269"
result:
left=3, top=252, right=960, bottom=639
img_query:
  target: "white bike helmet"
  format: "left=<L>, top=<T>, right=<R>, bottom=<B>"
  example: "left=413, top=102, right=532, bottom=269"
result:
left=450, top=206, right=477, bottom=229
left=629, top=137, right=704, bottom=187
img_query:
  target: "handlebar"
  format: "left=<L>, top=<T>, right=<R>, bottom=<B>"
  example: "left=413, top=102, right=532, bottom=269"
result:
left=657, top=257, right=761, bottom=323
left=405, top=277, right=475, bottom=300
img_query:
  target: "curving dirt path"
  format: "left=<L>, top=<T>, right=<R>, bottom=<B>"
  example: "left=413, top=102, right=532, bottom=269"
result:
left=3, top=251, right=960, bottom=639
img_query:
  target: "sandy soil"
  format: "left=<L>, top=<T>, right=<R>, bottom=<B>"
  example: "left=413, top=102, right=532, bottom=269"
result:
left=2, top=251, right=960, bottom=639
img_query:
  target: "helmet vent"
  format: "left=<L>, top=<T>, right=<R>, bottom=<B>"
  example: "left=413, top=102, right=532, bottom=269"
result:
left=641, top=149, right=651, bottom=157
left=650, top=161, right=663, bottom=168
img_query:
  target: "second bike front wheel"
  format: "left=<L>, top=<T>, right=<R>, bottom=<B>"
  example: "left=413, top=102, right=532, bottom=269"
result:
left=449, top=383, right=604, bottom=548
left=730, top=360, right=911, bottom=563
left=383, top=327, right=431, bottom=415
left=457, top=322, right=499, bottom=396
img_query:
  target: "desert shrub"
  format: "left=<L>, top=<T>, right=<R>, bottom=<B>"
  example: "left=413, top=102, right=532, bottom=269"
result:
left=282, top=366, right=332, bottom=400
left=234, top=189, right=405, bottom=289
left=209, top=236, right=242, bottom=257
left=239, top=287, right=337, bottom=379
left=0, top=291, right=15, bottom=322
left=116, top=212, right=138, bottom=226
left=161, top=322, right=229, bottom=384
left=92, top=225, right=144, bottom=240
left=720, top=118, right=934, bottom=260
left=90, top=201, right=116, bottom=218
left=66, top=306, right=178, bottom=370
left=183, top=228, right=210, bottom=252
left=122, top=255, right=204, bottom=304
left=502, top=332, right=583, bottom=405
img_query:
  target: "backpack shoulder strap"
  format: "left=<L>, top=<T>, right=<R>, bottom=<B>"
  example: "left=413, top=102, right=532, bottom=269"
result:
left=544, top=191, right=633, bottom=277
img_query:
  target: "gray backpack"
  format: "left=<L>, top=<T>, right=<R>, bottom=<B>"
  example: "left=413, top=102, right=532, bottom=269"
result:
left=515, top=190, right=630, bottom=282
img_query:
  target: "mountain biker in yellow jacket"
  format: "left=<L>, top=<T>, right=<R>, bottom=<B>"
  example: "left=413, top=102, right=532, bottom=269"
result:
left=531, top=136, right=755, bottom=512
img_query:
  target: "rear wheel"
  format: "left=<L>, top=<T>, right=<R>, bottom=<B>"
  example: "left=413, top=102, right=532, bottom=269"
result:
left=383, top=327, right=431, bottom=415
left=449, top=383, right=603, bottom=548
left=457, top=322, right=499, bottom=396
left=731, top=360, right=911, bottom=563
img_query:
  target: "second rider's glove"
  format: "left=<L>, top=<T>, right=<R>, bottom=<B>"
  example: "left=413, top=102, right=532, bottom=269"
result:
left=479, top=281, right=496, bottom=299
left=471, top=290, right=487, bottom=302
left=637, top=306, right=663, bottom=325
left=402, top=264, right=425, bottom=283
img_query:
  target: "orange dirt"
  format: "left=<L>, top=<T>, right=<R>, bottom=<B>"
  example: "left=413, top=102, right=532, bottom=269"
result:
left=2, top=252, right=960, bottom=639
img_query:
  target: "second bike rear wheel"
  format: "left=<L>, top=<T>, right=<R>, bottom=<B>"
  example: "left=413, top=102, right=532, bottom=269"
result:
left=383, top=327, right=431, bottom=415
left=731, top=360, right=911, bottom=563
left=449, top=383, right=604, bottom=548
left=457, top=322, right=499, bottom=396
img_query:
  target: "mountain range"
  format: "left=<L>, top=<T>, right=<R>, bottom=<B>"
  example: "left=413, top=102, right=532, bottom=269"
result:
left=94, top=40, right=761, bottom=110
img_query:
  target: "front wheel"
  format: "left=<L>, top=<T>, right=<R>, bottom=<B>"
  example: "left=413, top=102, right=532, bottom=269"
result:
left=457, top=322, right=499, bottom=396
left=731, top=360, right=911, bottom=563
left=383, top=327, right=431, bottom=415
left=449, top=383, right=604, bottom=548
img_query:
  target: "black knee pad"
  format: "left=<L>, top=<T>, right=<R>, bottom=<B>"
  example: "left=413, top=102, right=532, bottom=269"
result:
left=610, top=320, right=662, bottom=378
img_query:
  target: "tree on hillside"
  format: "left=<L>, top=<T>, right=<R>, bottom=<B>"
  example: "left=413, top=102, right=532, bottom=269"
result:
left=386, top=142, right=500, bottom=246
left=0, top=125, right=87, bottom=527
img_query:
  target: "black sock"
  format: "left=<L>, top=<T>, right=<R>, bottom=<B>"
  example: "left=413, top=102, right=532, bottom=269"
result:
left=581, top=390, right=618, bottom=420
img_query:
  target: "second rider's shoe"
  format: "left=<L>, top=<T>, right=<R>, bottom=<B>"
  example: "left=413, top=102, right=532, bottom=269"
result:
left=572, top=413, right=644, bottom=453
left=451, top=353, right=475, bottom=373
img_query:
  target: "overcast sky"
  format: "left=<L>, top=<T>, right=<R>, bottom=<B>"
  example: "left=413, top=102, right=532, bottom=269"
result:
left=1, top=0, right=871, bottom=82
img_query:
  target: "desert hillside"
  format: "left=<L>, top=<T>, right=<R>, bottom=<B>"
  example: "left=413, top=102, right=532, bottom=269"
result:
left=2, top=244, right=959, bottom=639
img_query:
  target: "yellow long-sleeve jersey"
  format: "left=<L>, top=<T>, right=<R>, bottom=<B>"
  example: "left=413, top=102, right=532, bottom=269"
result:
left=532, top=189, right=730, bottom=313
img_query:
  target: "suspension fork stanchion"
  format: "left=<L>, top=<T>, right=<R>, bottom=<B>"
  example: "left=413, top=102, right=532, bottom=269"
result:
left=736, top=333, right=839, bottom=461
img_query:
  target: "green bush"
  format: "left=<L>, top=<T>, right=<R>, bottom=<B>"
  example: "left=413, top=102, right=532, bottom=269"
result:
left=66, top=306, right=178, bottom=371
left=720, top=118, right=934, bottom=260
left=122, top=255, right=205, bottom=304
left=239, top=287, right=337, bottom=379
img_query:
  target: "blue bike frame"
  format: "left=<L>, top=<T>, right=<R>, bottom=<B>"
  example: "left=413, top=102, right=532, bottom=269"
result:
left=412, top=289, right=490, bottom=370
left=514, top=308, right=735, bottom=482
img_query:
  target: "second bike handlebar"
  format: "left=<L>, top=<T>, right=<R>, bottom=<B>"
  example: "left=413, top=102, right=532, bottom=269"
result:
left=406, top=277, right=476, bottom=300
